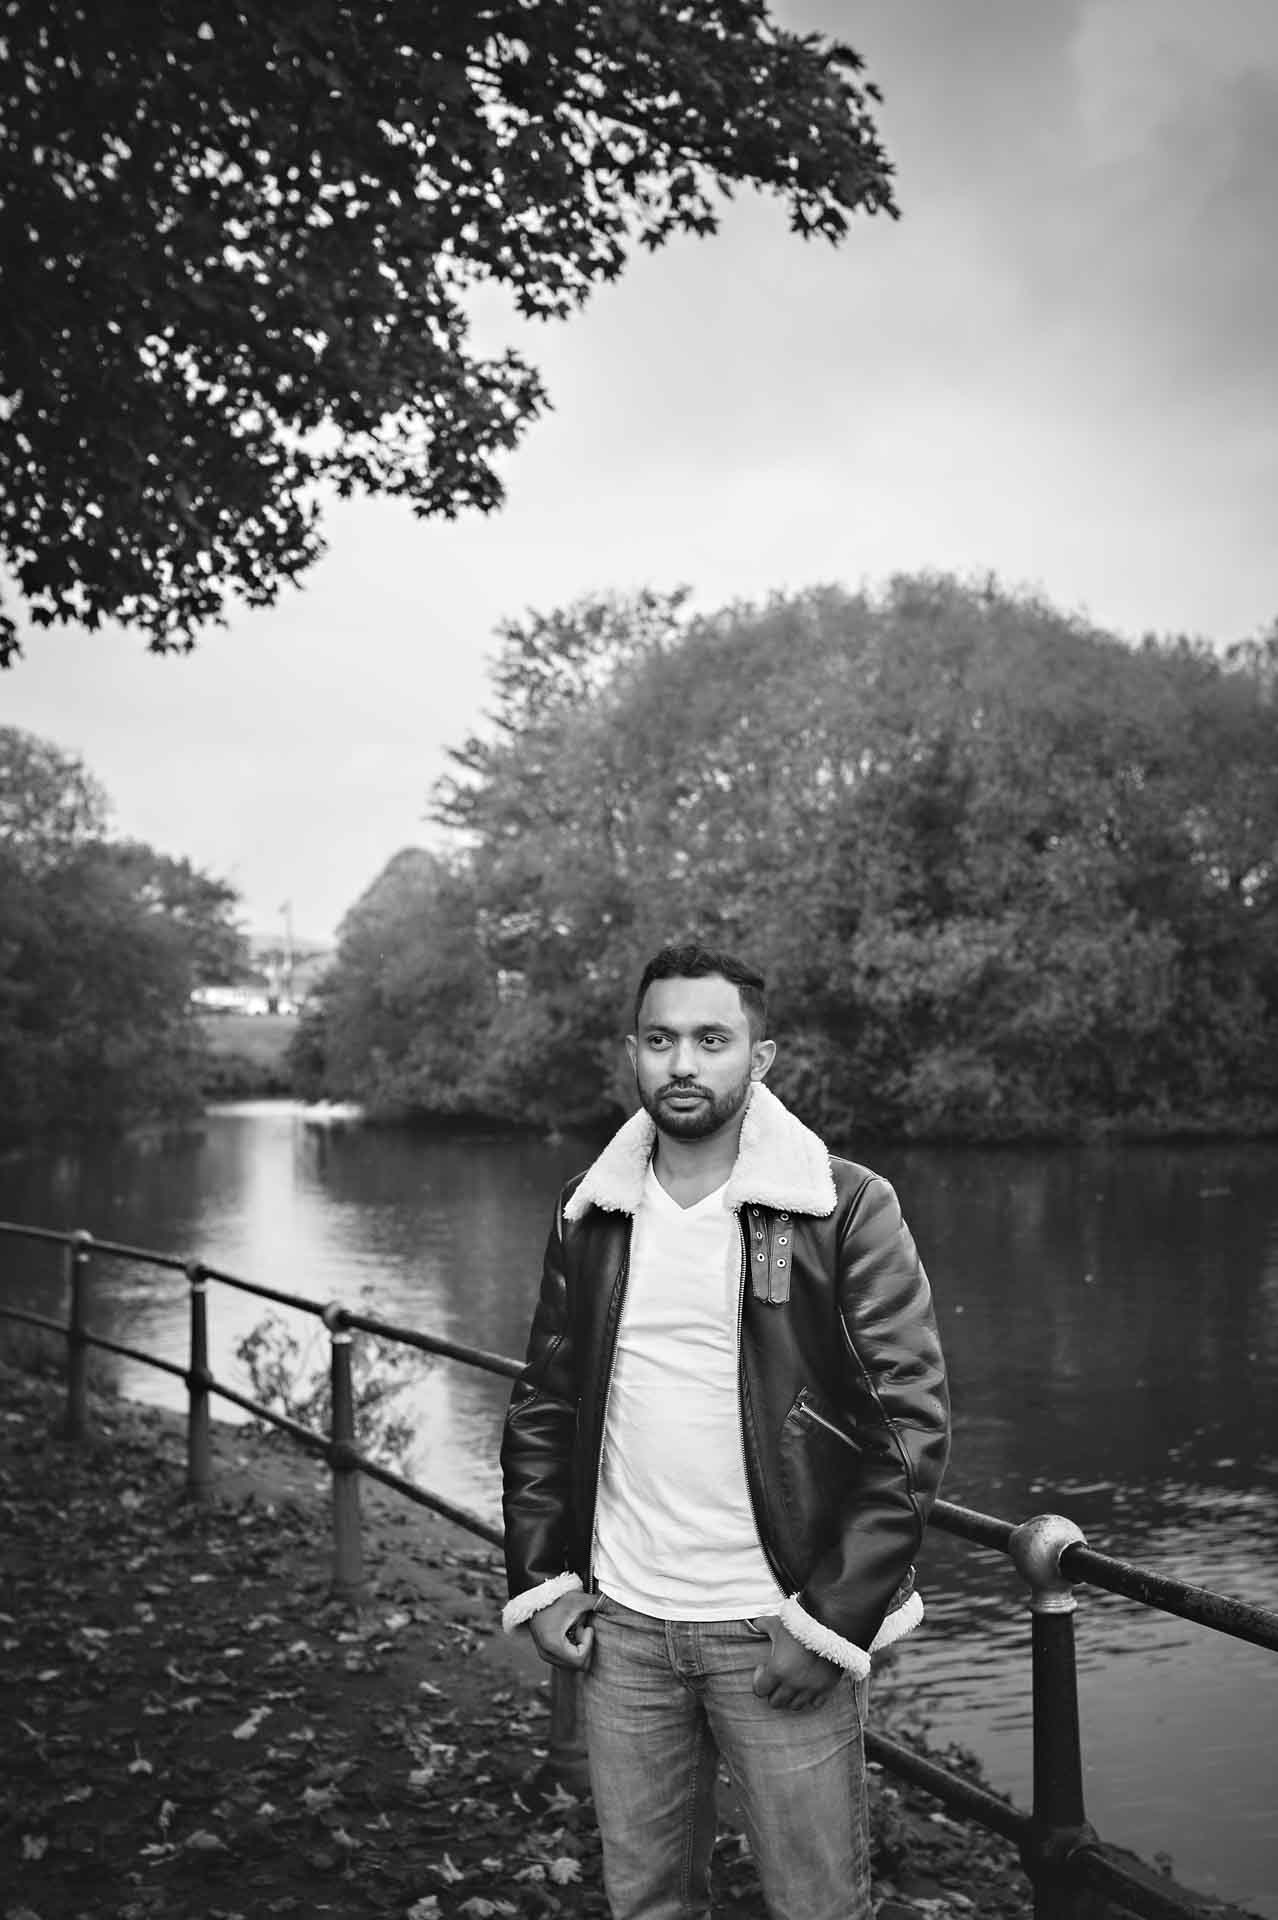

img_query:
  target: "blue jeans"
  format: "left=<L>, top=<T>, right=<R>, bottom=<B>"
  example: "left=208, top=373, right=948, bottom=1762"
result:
left=581, top=1595, right=871, bottom=1920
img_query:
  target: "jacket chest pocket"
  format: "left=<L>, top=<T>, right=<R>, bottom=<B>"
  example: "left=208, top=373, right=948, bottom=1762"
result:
left=778, top=1389, right=863, bottom=1552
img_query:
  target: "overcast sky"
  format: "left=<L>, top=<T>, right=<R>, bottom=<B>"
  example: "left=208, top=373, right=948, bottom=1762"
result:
left=4, top=0, right=1276, bottom=946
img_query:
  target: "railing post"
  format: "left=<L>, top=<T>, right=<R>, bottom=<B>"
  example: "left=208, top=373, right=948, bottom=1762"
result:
left=545, top=1669, right=592, bottom=1794
left=186, top=1260, right=213, bottom=1501
left=1009, top=1513, right=1098, bottom=1919
left=62, top=1230, right=94, bottom=1441
left=325, top=1305, right=364, bottom=1603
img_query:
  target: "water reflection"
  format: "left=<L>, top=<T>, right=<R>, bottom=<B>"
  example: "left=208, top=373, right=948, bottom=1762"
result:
left=1, top=1111, right=1275, bottom=1914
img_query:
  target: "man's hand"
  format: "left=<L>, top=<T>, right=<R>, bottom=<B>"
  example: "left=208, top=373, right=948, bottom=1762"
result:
left=751, top=1618, right=844, bottom=1711
left=526, top=1591, right=600, bottom=1672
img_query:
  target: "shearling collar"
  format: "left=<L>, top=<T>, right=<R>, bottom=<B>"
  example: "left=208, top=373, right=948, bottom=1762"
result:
left=563, top=1082, right=837, bottom=1223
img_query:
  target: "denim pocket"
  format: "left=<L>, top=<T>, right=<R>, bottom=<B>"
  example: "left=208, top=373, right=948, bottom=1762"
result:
left=744, top=1616, right=774, bottom=1638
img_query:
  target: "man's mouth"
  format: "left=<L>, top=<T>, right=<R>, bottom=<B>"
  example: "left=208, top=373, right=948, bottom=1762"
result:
left=661, top=1088, right=709, bottom=1104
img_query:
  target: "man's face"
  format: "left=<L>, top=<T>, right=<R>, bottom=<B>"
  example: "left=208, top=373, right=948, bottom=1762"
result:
left=626, top=974, right=775, bottom=1142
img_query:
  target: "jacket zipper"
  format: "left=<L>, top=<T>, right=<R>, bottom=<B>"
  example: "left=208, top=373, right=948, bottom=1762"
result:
left=587, top=1253, right=628, bottom=1592
left=794, top=1393, right=861, bottom=1452
left=735, top=1219, right=791, bottom=1595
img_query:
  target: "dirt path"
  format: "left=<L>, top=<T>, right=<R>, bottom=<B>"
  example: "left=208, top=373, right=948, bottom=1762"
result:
left=0, top=1363, right=1031, bottom=1918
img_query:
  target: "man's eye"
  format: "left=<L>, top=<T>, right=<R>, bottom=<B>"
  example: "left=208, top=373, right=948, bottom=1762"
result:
left=702, top=1035, right=725, bottom=1049
left=647, top=1035, right=670, bottom=1049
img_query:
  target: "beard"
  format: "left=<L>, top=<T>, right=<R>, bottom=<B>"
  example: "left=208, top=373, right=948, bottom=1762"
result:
left=638, top=1069, right=755, bottom=1141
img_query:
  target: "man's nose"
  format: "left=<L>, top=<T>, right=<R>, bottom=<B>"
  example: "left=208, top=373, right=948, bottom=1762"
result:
left=669, top=1039, right=699, bottom=1078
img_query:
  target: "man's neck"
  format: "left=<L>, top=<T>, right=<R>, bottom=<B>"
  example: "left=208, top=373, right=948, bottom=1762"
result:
left=651, top=1115, right=745, bottom=1210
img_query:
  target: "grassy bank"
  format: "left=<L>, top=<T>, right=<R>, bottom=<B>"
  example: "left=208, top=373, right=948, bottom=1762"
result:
left=0, top=1361, right=1035, bottom=1919
left=198, top=1011, right=298, bottom=1099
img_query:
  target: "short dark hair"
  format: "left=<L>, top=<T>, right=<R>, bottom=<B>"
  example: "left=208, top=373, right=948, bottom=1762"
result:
left=632, top=944, right=768, bottom=1041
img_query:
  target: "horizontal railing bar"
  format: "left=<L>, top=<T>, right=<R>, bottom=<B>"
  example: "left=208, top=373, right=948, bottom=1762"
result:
left=1069, top=1838, right=1245, bottom=1920
left=1060, top=1542, right=1278, bottom=1653
left=341, top=1308, right=524, bottom=1381
left=79, top=1332, right=187, bottom=1380
left=354, top=1451, right=505, bottom=1552
left=932, top=1498, right=1278, bottom=1651
left=930, top=1498, right=1017, bottom=1553
left=864, top=1729, right=1030, bottom=1845
left=199, top=1265, right=328, bottom=1317
left=0, top=1306, right=66, bottom=1335
left=74, top=1234, right=188, bottom=1273
left=205, top=1376, right=329, bottom=1453
left=0, top=1220, right=74, bottom=1248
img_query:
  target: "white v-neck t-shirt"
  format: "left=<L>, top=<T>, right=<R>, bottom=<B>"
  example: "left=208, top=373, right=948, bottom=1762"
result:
left=592, top=1164, right=783, bottom=1619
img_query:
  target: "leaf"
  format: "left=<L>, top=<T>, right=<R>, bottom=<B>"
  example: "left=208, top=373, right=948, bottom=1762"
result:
left=406, top=1900, right=442, bottom=1919
left=547, top=1856, right=581, bottom=1886
left=21, top=1833, right=49, bottom=1860
left=231, top=1705, right=272, bottom=1740
left=431, top=1852, right=465, bottom=1884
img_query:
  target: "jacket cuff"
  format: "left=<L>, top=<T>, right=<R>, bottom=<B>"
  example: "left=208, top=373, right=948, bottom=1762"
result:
left=778, top=1588, right=925, bottom=1679
left=501, top=1571, right=584, bottom=1635
left=869, top=1587, right=924, bottom=1653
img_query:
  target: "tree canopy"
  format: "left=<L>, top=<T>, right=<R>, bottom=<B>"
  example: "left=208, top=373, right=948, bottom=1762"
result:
left=304, top=579, right=1278, bottom=1140
left=0, top=725, right=245, bottom=1144
left=0, top=1, right=895, bottom=664
left=290, top=848, right=495, bottom=1116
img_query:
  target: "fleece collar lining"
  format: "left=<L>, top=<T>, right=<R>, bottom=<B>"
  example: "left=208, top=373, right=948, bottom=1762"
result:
left=563, top=1082, right=837, bottom=1223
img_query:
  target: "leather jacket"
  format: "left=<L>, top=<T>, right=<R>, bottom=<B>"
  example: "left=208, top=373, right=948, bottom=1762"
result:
left=500, top=1083, right=950, bottom=1671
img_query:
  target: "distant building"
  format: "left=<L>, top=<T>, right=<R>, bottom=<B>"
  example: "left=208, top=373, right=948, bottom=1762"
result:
left=193, top=941, right=333, bottom=1017
left=191, top=982, right=275, bottom=1016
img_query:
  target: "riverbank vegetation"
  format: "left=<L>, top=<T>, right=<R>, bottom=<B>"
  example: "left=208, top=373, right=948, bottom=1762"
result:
left=0, top=727, right=246, bottom=1151
left=198, top=1011, right=299, bottom=1101
left=297, top=574, right=1278, bottom=1143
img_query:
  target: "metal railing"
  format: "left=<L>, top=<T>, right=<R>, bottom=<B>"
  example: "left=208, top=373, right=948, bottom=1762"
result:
left=2, top=1219, right=1274, bottom=1920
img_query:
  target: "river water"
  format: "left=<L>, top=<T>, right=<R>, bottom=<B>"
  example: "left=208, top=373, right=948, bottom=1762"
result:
left=2, top=1104, right=1275, bottom=1913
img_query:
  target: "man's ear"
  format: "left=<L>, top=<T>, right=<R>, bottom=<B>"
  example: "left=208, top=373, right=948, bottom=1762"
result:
left=751, top=1039, right=777, bottom=1081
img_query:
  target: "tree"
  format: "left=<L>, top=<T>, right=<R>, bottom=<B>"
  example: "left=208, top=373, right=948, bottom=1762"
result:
left=419, top=577, right=1278, bottom=1140
left=0, top=724, right=245, bottom=1144
left=0, top=2, right=896, bottom=664
left=299, top=848, right=500, bottom=1119
left=101, top=839, right=245, bottom=984
left=0, top=727, right=109, bottom=871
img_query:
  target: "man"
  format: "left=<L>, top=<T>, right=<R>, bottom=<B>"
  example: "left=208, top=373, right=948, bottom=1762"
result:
left=500, top=944, right=950, bottom=1920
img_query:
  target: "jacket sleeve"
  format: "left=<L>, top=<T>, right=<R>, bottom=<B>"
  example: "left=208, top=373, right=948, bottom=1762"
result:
left=783, top=1174, right=950, bottom=1675
left=499, top=1189, right=585, bottom=1632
